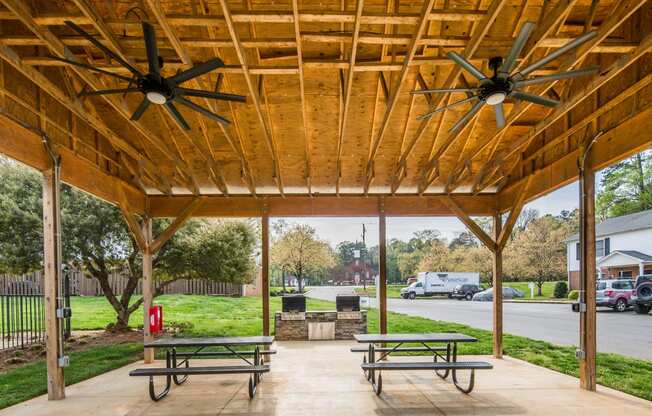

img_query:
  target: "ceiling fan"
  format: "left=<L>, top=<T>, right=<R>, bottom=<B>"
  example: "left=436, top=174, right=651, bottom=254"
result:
left=51, top=21, right=246, bottom=130
left=411, top=22, right=599, bottom=132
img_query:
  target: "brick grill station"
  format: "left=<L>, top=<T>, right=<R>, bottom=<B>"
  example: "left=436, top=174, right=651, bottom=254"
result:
left=274, top=311, right=367, bottom=341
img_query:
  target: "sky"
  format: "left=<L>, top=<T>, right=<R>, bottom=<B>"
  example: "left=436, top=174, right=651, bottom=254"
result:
left=272, top=180, right=584, bottom=248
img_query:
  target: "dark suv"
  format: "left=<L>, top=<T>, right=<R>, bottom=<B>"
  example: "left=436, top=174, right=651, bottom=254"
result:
left=633, top=275, right=652, bottom=315
left=451, top=284, right=481, bottom=301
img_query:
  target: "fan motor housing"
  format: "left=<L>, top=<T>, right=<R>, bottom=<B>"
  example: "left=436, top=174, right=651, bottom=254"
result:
left=479, top=77, right=512, bottom=105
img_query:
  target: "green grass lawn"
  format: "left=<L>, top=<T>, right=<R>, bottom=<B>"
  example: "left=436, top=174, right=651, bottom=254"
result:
left=1, top=294, right=651, bottom=409
left=354, top=284, right=405, bottom=298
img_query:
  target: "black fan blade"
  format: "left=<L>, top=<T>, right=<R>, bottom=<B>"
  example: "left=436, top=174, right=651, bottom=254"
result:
left=494, top=103, right=505, bottom=128
left=500, top=22, right=535, bottom=74
left=130, top=98, right=151, bottom=121
left=175, top=96, right=230, bottom=125
left=517, top=31, right=597, bottom=78
left=64, top=21, right=142, bottom=78
left=416, top=96, right=478, bottom=121
left=175, top=87, right=246, bottom=103
left=142, top=22, right=160, bottom=76
left=512, top=91, right=559, bottom=108
left=514, top=66, right=599, bottom=87
left=49, top=56, right=134, bottom=82
left=449, top=100, right=484, bottom=133
left=165, top=102, right=190, bottom=131
left=411, top=88, right=478, bottom=95
left=78, top=88, right=140, bottom=97
left=169, top=58, right=225, bottom=85
left=447, top=52, right=487, bottom=81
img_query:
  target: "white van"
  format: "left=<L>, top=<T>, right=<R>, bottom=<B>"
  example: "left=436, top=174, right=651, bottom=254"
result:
left=400, top=272, right=480, bottom=299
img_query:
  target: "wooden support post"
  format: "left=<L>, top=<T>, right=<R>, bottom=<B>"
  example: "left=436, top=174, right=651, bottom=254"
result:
left=261, top=211, right=270, bottom=337
left=141, top=218, right=154, bottom=364
left=42, top=168, right=65, bottom=400
left=492, top=214, right=503, bottom=359
left=579, top=147, right=597, bottom=391
left=378, top=201, right=387, bottom=334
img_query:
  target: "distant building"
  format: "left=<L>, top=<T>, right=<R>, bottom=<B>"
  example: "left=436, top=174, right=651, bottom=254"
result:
left=330, top=259, right=376, bottom=286
left=566, top=209, right=652, bottom=289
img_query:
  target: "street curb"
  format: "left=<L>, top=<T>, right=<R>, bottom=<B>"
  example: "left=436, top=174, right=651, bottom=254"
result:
left=504, top=299, right=572, bottom=304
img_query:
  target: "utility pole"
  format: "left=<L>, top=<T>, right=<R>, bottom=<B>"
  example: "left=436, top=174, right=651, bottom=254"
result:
left=361, top=224, right=367, bottom=290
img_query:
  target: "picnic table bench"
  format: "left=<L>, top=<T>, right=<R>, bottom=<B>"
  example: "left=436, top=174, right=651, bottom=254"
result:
left=354, top=333, right=492, bottom=395
left=129, top=336, right=274, bottom=401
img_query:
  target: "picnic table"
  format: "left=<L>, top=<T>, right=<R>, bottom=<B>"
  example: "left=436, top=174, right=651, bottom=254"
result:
left=129, top=336, right=275, bottom=401
left=353, top=333, right=492, bottom=395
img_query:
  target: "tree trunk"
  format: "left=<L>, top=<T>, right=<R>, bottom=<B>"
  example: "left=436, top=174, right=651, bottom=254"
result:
left=281, top=268, right=286, bottom=293
left=537, top=281, right=544, bottom=297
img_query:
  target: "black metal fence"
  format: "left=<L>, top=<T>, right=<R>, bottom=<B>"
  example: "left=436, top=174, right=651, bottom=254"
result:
left=1, top=274, right=45, bottom=350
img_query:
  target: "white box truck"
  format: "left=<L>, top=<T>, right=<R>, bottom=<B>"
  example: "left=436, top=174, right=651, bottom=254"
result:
left=400, top=272, right=480, bottom=299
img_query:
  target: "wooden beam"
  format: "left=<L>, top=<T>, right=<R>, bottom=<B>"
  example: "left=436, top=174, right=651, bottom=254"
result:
left=42, top=168, right=65, bottom=400
left=117, top=185, right=147, bottom=252
left=262, top=210, right=270, bottom=337
left=391, top=0, right=508, bottom=193
left=148, top=194, right=498, bottom=217
left=141, top=218, right=155, bottom=364
left=291, top=0, right=312, bottom=192
left=497, top=103, right=652, bottom=213
left=379, top=200, right=387, bottom=334
left=442, top=195, right=496, bottom=252
left=364, top=0, right=437, bottom=192
left=496, top=175, right=532, bottom=250
left=476, top=30, right=652, bottom=192
left=578, top=142, right=596, bottom=391
left=150, top=197, right=206, bottom=254
left=219, top=0, right=284, bottom=194
left=336, top=0, right=365, bottom=193
left=492, top=214, right=503, bottom=358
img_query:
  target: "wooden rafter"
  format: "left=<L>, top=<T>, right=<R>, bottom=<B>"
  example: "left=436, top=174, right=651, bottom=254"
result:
left=291, top=0, right=312, bottom=192
left=390, top=0, right=508, bottom=193
left=363, top=0, right=437, bottom=192
left=442, top=195, right=496, bottom=252
left=150, top=197, right=206, bottom=254
left=218, top=0, right=284, bottom=195
left=335, top=0, right=365, bottom=194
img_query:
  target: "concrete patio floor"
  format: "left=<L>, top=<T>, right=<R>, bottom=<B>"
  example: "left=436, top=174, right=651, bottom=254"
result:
left=3, top=341, right=651, bottom=416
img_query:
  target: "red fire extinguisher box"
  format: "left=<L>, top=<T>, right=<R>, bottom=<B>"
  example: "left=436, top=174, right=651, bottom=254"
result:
left=149, top=305, right=163, bottom=334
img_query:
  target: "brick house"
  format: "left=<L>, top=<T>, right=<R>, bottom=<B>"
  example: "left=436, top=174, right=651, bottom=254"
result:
left=566, top=209, right=652, bottom=290
left=329, top=259, right=376, bottom=286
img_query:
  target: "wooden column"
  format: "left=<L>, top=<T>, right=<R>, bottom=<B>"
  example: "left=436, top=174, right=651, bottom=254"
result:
left=141, top=218, right=154, bottom=363
left=261, top=212, right=270, bottom=336
left=42, top=169, right=65, bottom=400
left=492, top=214, right=503, bottom=358
left=378, top=203, right=387, bottom=334
left=579, top=151, right=597, bottom=391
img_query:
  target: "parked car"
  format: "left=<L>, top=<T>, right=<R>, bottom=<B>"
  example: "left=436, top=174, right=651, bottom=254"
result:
left=596, top=279, right=634, bottom=312
left=451, top=284, right=482, bottom=301
left=632, top=274, right=652, bottom=315
left=472, top=287, right=524, bottom=301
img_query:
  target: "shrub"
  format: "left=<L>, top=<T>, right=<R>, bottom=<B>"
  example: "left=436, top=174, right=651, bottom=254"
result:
left=568, top=290, right=580, bottom=300
left=554, top=281, right=568, bottom=299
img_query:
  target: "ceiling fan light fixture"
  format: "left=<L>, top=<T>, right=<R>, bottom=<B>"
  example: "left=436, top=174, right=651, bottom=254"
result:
left=485, top=92, right=506, bottom=106
left=146, top=91, right=167, bottom=105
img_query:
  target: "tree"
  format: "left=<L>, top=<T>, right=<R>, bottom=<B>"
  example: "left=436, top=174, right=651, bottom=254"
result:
left=335, top=240, right=368, bottom=266
left=270, top=224, right=335, bottom=291
left=596, top=151, right=652, bottom=220
left=0, top=158, right=257, bottom=330
left=449, top=231, right=478, bottom=250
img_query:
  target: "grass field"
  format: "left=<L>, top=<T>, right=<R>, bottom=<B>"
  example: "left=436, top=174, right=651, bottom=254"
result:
left=355, top=281, right=563, bottom=300
left=1, top=294, right=651, bottom=409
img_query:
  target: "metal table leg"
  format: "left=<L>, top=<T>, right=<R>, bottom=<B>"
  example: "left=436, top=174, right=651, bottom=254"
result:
left=148, top=350, right=172, bottom=401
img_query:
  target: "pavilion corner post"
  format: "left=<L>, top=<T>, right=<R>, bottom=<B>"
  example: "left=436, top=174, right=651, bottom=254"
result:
left=42, top=166, right=66, bottom=400
left=261, top=211, right=270, bottom=338
left=578, top=144, right=597, bottom=391
left=378, top=201, right=387, bottom=335
left=492, top=215, right=503, bottom=359
left=142, top=218, right=155, bottom=364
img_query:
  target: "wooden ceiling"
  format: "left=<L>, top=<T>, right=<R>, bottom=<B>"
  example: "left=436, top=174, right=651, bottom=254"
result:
left=0, top=0, right=650, bottom=211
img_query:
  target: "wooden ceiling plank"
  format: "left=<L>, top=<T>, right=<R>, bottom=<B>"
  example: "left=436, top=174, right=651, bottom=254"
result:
left=218, top=0, right=284, bottom=195
left=335, top=0, right=365, bottom=194
left=292, top=0, right=313, bottom=193
left=363, top=0, right=438, bottom=192
left=390, top=0, right=508, bottom=194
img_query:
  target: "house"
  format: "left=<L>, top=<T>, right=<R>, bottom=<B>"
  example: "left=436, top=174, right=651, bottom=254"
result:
left=330, top=259, right=376, bottom=286
left=566, top=209, right=652, bottom=290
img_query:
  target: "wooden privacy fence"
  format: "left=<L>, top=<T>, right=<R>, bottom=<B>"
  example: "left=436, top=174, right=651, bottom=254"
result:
left=1, top=270, right=242, bottom=297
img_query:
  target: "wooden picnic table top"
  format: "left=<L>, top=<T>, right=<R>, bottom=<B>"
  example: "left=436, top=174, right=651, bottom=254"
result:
left=354, top=333, right=477, bottom=344
left=144, top=336, right=275, bottom=348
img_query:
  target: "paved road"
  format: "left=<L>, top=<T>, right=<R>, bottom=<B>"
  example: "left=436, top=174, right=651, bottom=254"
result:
left=307, top=286, right=652, bottom=361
